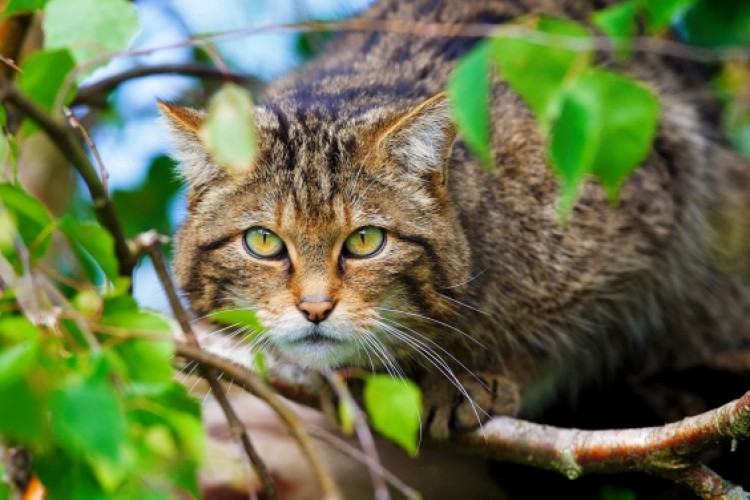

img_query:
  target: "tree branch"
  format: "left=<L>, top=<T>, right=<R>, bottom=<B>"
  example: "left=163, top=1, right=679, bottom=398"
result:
left=174, top=335, right=750, bottom=499
left=73, top=64, right=264, bottom=107
left=324, top=370, right=391, bottom=500
left=134, top=231, right=280, bottom=500
left=453, top=391, right=750, bottom=498
left=174, top=342, right=344, bottom=500
left=0, top=82, right=135, bottom=277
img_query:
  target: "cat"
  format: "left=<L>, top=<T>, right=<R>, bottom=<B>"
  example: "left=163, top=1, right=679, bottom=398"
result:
left=160, top=0, right=750, bottom=439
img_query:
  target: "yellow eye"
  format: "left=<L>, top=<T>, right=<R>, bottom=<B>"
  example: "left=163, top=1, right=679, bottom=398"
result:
left=343, top=227, right=385, bottom=258
left=243, top=227, right=285, bottom=258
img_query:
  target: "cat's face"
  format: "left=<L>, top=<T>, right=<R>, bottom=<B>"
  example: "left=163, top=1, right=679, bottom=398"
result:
left=161, top=94, right=471, bottom=370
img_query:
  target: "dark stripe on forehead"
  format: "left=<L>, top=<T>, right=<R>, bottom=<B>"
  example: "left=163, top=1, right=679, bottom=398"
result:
left=266, top=102, right=296, bottom=171
left=327, top=134, right=342, bottom=176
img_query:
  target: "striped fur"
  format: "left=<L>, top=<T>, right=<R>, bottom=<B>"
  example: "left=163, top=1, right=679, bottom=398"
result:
left=162, top=0, right=750, bottom=437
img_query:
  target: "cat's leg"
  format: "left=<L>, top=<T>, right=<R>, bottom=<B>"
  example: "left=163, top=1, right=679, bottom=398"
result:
left=421, top=372, right=521, bottom=440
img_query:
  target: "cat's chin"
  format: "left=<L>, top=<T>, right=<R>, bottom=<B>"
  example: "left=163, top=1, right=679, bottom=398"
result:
left=271, top=326, right=359, bottom=370
left=275, top=340, right=358, bottom=371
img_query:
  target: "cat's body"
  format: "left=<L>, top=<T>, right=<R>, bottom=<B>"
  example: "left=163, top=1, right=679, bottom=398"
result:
left=162, top=0, right=750, bottom=437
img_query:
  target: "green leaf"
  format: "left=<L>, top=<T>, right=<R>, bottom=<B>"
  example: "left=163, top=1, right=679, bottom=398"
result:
left=42, top=0, right=139, bottom=66
left=3, top=0, right=48, bottom=17
left=100, top=309, right=172, bottom=335
left=0, top=378, right=47, bottom=441
left=681, top=0, right=750, bottom=48
left=491, top=17, right=592, bottom=126
left=592, top=1, right=636, bottom=58
left=448, top=41, right=492, bottom=169
left=0, top=463, right=9, bottom=500
left=253, top=351, right=269, bottom=377
left=112, top=338, right=174, bottom=385
left=0, top=208, right=14, bottom=258
left=0, top=315, right=40, bottom=344
left=549, top=79, right=600, bottom=217
left=210, top=308, right=264, bottom=332
left=0, top=183, right=54, bottom=259
left=0, top=339, right=39, bottom=387
left=125, top=382, right=203, bottom=497
left=200, top=84, right=257, bottom=172
left=102, top=294, right=138, bottom=315
left=111, top=155, right=182, bottom=237
left=50, top=356, right=128, bottom=465
left=586, top=72, right=659, bottom=199
left=35, top=451, right=108, bottom=500
left=363, top=375, right=422, bottom=456
left=58, top=216, right=119, bottom=283
left=16, top=49, right=75, bottom=135
left=549, top=69, right=660, bottom=215
left=637, top=0, right=696, bottom=33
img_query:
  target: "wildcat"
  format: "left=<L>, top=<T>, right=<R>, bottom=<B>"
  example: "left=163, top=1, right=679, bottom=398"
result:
left=160, top=0, right=750, bottom=438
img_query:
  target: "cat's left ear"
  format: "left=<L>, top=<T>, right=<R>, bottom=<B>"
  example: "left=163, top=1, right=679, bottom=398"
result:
left=158, top=101, right=228, bottom=190
left=376, top=92, right=457, bottom=185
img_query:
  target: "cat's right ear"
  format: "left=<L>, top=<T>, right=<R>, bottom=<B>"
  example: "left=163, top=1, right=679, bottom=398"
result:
left=158, top=101, right=225, bottom=189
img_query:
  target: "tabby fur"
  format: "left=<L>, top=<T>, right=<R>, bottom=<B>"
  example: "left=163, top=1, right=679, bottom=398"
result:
left=161, top=0, right=750, bottom=438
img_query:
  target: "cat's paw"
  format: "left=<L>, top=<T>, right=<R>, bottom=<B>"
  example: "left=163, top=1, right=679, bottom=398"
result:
left=422, top=372, right=521, bottom=440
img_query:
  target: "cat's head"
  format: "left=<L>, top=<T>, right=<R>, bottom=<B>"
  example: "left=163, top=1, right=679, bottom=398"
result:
left=160, top=93, right=472, bottom=370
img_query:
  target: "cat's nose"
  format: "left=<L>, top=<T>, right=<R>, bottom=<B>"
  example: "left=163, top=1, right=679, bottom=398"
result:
left=298, top=297, right=336, bottom=323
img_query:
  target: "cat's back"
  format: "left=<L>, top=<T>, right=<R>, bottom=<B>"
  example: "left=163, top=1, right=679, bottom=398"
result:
left=258, top=0, right=750, bottom=368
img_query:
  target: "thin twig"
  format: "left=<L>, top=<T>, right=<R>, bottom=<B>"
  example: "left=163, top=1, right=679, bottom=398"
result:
left=54, top=17, right=750, bottom=111
left=173, top=341, right=343, bottom=500
left=197, top=43, right=231, bottom=75
left=307, top=425, right=422, bottom=500
left=0, top=82, right=134, bottom=277
left=0, top=54, right=22, bottom=73
left=135, top=231, right=279, bottom=500
left=63, top=107, right=110, bottom=193
left=324, top=371, right=390, bottom=500
left=72, top=64, right=263, bottom=107
left=661, top=464, right=747, bottom=500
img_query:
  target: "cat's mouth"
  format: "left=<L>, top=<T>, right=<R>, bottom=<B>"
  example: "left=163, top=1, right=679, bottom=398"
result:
left=291, top=328, right=342, bottom=345
left=272, top=324, right=358, bottom=369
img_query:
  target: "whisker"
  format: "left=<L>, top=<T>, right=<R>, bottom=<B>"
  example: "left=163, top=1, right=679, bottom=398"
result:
left=378, top=316, right=491, bottom=391
left=439, top=268, right=487, bottom=290
left=362, top=330, right=406, bottom=380
left=373, top=320, right=489, bottom=426
left=375, top=306, right=487, bottom=350
left=436, top=291, right=489, bottom=316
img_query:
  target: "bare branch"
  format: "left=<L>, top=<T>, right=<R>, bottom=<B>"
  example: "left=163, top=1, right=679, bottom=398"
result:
left=134, top=231, right=280, bottom=500
left=323, top=371, right=390, bottom=500
left=173, top=341, right=343, bottom=500
left=54, top=17, right=750, bottom=108
left=63, top=107, right=110, bottom=193
left=0, top=82, right=134, bottom=277
left=72, top=64, right=263, bottom=107
left=306, top=426, right=422, bottom=500
left=453, top=391, right=750, bottom=498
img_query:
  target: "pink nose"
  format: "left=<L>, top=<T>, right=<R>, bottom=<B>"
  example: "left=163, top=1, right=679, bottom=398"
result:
left=298, top=297, right=335, bottom=323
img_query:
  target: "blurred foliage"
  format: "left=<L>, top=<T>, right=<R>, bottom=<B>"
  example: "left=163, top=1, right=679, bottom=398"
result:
left=0, top=184, right=202, bottom=497
left=111, top=155, right=182, bottom=238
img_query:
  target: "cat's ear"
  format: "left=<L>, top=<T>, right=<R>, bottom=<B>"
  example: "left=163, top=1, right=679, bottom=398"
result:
left=158, top=101, right=226, bottom=189
left=376, top=92, right=457, bottom=184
